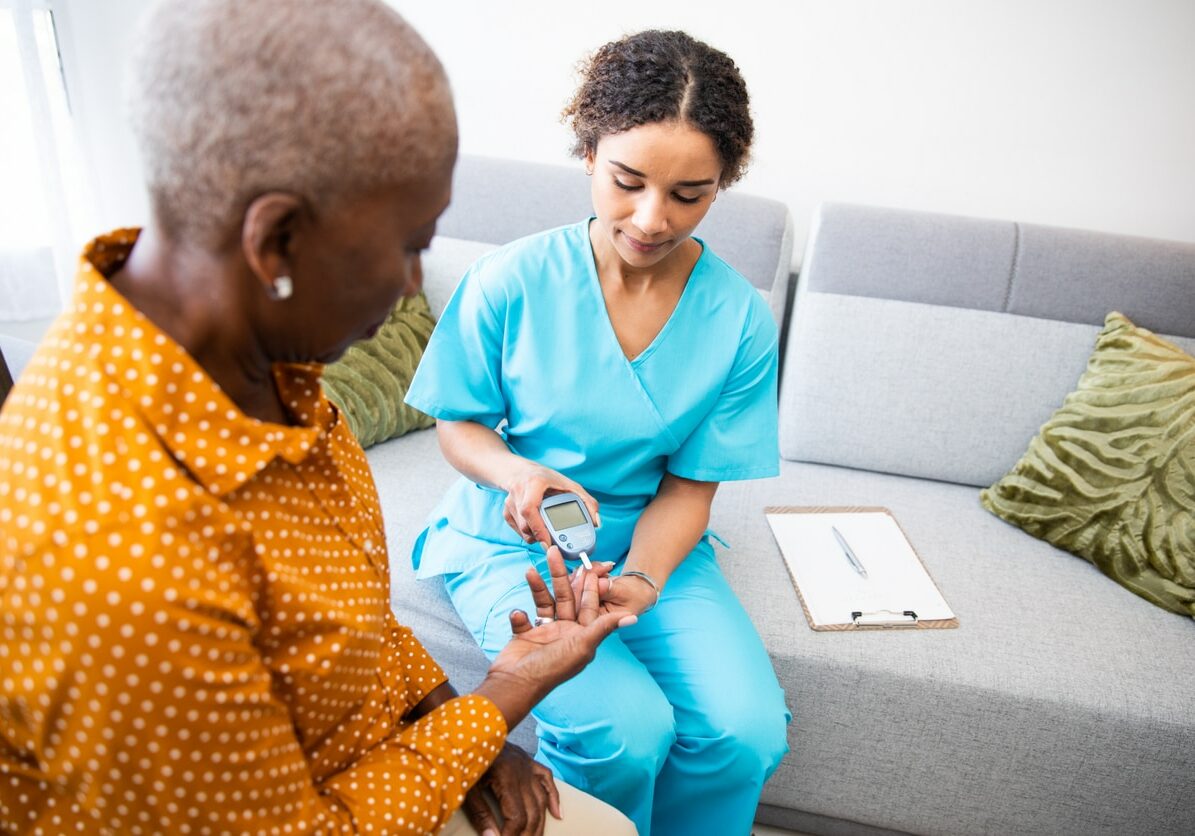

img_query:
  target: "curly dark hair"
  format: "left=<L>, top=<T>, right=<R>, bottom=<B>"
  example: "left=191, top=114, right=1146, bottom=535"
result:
left=562, top=30, right=754, bottom=188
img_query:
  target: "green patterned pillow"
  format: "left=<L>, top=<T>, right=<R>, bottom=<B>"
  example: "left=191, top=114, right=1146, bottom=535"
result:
left=980, top=311, right=1195, bottom=617
left=321, top=292, right=437, bottom=448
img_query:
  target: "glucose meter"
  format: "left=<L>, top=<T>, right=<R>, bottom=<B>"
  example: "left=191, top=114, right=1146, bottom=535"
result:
left=539, top=492, right=596, bottom=569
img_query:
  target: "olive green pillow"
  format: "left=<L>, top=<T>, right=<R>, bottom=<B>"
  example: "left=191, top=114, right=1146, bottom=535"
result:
left=980, top=311, right=1195, bottom=617
left=321, top=292, right=436, bottom=448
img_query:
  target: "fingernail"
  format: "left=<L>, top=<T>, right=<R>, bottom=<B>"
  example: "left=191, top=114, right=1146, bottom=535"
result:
left=483, top=829, right=499, bottom=836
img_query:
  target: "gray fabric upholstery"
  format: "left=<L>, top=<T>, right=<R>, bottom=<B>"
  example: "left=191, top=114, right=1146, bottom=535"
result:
left=438, top=154, right=795, bottom=325
left=803, top=203, right=1195, bottom=337
left=779, top=292, right=1195, bottom=486
left=800, top=203, right=1018, bottom=310
left=1010, top=223, right=1195, bottom=335
left=713, top=462, right=1195, bottom=836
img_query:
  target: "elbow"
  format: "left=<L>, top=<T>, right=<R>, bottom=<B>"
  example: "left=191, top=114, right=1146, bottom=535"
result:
left=434, top=419, right=465, bottom=464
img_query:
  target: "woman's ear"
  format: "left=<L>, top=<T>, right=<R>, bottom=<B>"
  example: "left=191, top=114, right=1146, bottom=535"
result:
left=241, top=192, right=305, bottom=300
left=584, top=148, right=596, bottom=176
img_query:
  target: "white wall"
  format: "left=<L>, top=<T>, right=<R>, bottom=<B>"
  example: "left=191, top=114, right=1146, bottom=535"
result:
left=58, top=0, right=1195, bottom=265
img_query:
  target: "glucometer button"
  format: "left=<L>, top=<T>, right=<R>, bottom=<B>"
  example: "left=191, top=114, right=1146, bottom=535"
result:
left=558, top=535, right=567, bottom=543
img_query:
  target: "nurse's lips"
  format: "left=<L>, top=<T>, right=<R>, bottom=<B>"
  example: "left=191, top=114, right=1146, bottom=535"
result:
left=623, top=232, right=668, bottom=254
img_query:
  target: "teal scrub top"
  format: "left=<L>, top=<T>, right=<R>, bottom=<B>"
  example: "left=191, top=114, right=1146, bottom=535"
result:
left=404, top=220, right=779, bottom=576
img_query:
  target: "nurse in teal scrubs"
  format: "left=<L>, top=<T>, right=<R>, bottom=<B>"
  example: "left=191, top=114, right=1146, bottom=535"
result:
left=406, top=30, right=790, bottom=836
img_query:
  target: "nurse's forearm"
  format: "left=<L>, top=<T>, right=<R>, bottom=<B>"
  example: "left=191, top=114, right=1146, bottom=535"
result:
left=435, top=418, right=528, bottom=491
left=624, top=474, right=719, bottom=588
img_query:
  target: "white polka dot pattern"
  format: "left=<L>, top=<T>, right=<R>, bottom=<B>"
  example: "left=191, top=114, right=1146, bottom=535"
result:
left=0, top=230, right=508, bottom=833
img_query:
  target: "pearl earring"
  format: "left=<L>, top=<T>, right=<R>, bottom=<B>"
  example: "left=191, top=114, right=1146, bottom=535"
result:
left=271, top=275, right=293, bottom=300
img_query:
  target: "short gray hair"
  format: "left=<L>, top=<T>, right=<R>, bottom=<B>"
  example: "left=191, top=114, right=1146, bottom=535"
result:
left=127, top=0, right=456, bottom=245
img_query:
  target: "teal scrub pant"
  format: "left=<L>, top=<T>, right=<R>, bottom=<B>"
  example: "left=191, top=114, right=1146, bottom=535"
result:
left=443, top=540, right=791, bottom=836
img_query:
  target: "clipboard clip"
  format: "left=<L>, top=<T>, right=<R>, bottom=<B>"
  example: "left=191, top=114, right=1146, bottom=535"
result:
left=851, top=609, right=919, bottom=627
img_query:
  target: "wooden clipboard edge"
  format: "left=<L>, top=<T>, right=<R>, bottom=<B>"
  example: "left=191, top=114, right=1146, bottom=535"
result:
left=763, top=505, right=960, bottom=632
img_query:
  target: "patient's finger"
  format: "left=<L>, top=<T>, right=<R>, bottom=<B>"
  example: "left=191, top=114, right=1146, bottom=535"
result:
left=546, top=547, right=577, bottom=622
left=525, top=566, right=555, bottom=619
left=509, top=609, right=533, bottom=635
left=576, top=568, right=600, bottom=625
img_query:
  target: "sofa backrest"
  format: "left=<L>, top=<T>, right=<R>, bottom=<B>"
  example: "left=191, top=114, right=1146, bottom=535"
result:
left=779, top=202, right=1195, bottom=487
left=434, top=154, right=795, bottom=327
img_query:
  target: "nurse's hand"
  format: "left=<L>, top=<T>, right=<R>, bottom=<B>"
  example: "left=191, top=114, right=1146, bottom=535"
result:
left=502, top=462, right=600, bottom=546
left=562, top=557, right=654, bottom=617
left=568, top=560, right=615, bottom=601
left=474, top=547, right=633, bottom=729
left=597, top=571, right=659, bottom=618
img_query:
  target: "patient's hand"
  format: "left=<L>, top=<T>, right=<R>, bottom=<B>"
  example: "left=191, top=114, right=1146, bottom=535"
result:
left=474, top=547, right=633, bottom=728
left=463, top=741, right=560, bottom=836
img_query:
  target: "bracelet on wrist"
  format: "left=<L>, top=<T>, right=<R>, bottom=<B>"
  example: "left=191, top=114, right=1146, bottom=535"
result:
left=618, top=570, right=661, bottom=613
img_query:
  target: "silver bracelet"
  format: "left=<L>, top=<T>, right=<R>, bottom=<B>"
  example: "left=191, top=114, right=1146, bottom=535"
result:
left=618, top=570, right=661, bottom=613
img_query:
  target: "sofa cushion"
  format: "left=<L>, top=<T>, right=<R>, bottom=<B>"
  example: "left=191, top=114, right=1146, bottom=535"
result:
left=781, top=294, right=1094, bottom=486
left=780, top=293, right=1195, bottom=488
left=321, top=293, right=438, bottom=448
left=711, top=461, right=1195, bottom=836
left=981, top=311, right=1195, bottom=616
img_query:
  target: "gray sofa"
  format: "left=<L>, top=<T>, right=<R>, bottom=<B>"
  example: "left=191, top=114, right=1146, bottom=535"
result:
left=3, top=155, right=1193, bottom=836
left=375, top=158, right=1195, bottom=836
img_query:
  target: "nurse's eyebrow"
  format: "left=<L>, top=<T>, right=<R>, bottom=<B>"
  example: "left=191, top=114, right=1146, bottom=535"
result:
left=609, top=160, right=716, bottom=188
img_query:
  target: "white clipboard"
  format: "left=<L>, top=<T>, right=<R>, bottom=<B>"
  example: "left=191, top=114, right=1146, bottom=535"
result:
left=765, top=506, right=958, bottom=631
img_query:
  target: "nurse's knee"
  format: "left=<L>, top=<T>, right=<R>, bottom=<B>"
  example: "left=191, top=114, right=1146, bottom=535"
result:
left=548, top=683, right=676, bottom=777
left=702, top=688, right=791, bottom=778
left=600, top=687, right=677, bottom=766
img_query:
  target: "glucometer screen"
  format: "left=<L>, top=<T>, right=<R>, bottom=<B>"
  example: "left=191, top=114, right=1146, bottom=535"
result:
left=545, top=501, right=586, bottom=529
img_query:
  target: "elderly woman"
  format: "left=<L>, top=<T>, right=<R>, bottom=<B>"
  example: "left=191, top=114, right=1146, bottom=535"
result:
left=0, top=1, right=636, bottom=834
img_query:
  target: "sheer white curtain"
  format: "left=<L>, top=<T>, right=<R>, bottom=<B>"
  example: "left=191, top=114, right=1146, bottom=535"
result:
left=0, top=0, right=92, bottom=320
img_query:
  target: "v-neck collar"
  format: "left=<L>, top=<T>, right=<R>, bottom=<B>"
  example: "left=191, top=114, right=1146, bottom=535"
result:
left=581, top=218, right=706, bottom=367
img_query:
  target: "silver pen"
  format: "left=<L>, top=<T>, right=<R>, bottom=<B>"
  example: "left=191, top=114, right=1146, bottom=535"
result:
left=831, top=526, right=869, bottom=578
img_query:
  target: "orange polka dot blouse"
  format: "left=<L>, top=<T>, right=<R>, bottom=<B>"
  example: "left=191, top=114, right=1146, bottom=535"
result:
left=0, top=231, right=508, bottom=833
